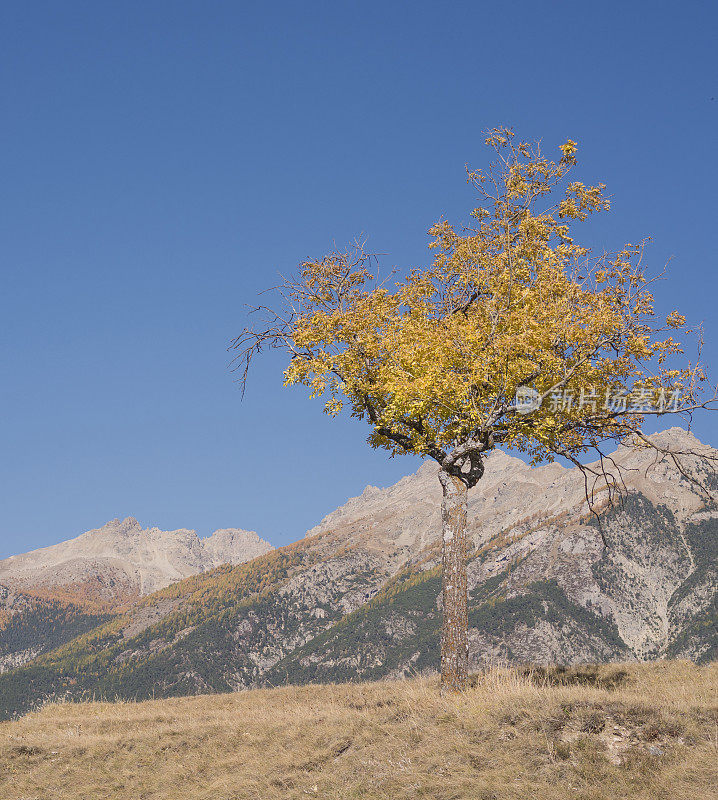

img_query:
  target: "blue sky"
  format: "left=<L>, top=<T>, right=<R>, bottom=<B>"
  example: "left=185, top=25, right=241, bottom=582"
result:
left=1, top=1, right=716, bottom=557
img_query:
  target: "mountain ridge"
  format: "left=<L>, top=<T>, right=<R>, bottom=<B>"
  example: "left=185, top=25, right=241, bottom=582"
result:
left=0, top=518, right=274, bottom=605
left=0, top=427, right=715, bottom=719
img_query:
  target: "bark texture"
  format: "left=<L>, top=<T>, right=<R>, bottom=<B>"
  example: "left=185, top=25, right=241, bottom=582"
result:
left=439, top=469, right=469, bottom=692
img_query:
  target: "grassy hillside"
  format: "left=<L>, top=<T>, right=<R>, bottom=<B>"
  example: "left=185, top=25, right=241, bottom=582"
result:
left=1, top=662, right=716, bottom=800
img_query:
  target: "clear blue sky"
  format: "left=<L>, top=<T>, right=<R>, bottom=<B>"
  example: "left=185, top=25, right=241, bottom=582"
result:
left=1, top=1, right=716, bottom=558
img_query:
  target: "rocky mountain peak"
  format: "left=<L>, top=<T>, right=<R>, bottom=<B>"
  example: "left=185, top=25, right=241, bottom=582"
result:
left=91, top=516, right=142, bottom=537
left=202, top=528, right=274, bottom=569
left=0, top=519, right=274, bottom=605
left=304, top=428, right=716, bottom=563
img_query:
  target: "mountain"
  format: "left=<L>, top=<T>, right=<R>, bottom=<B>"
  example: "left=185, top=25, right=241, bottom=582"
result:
left=0, top=428, right=715, bottom=719
left=0, top=519, right=273, bottom=672
left=0, top=518, right=274, bottom=603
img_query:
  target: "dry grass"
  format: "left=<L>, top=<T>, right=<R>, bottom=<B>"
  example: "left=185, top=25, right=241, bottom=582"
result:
left=1, top=662, right=716, bottom=800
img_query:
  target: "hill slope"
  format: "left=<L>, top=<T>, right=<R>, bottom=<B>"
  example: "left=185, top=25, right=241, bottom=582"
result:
left=0, top=428, right=715, bottom=719
left=2, top=662, right=716, bottom=800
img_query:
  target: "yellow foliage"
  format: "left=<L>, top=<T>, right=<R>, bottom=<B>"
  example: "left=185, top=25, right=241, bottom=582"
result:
left=235, top=129, right=709, bottom=471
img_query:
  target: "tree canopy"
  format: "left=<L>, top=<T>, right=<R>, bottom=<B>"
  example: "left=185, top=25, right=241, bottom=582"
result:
left=234, top=129, right=714, bottom=490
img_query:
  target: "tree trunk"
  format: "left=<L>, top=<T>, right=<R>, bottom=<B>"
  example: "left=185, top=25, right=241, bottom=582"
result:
left=439, top=469, right=469, bottom=692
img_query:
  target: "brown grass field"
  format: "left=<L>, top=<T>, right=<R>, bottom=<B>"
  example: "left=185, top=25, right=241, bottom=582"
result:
left=1, top=662, right=716, bottom=800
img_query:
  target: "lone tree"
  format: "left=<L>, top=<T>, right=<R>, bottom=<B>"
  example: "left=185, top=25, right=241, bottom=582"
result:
left=233, top=129, right=716, bottom=691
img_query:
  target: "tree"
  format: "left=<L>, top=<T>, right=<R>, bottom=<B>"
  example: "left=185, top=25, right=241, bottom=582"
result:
left=233, top=129, right=716, bottom=691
